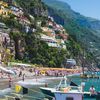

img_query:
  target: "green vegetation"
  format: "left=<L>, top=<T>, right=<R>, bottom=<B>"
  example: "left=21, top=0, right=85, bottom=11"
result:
left=16, top=0, right=47, bottom=17
left=1, top=0, right=97, bottom=68
left=43, top=0, right=100, bottom=68
left=24, top=34, right=67, bottom=67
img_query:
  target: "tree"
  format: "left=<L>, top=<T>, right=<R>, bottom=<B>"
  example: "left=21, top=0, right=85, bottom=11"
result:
left=10, top=30, right=23, bottom=60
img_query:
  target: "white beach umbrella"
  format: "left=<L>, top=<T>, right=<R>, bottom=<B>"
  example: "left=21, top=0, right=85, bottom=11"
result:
left=0, top=65, right=16, bottom=75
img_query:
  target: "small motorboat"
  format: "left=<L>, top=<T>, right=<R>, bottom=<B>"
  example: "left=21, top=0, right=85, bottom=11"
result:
left=40, top=76, right=97, bottom=100
left=40, top=76, right=80, bottom=99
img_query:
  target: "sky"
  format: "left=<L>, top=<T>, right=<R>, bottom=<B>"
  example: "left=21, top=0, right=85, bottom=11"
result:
left=59, top=0, right=100, bottom=20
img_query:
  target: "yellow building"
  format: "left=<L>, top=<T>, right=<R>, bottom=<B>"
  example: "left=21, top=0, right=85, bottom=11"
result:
left=0, top=1, right=8, bottom=7
left=0, top=6, right=12, bottom=17
left=0, top=1, right=12, bottom=17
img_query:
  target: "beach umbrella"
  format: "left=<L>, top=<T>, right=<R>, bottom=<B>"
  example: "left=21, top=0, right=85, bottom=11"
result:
left=0, top=65, right=16, bottom=75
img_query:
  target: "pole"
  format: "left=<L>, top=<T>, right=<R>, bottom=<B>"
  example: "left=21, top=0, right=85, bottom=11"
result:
left=82, top=63, right=84, bottom=75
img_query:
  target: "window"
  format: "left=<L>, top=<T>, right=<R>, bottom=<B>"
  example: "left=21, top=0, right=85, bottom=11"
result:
left=66, top=97, right=73, bottom=100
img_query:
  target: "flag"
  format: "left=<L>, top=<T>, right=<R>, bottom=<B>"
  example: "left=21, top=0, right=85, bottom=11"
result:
left=22, top=87, right=28, bottom=95
left=15, top=85, right=22, bottom=93
left=70, top=81, right=78, bottom=86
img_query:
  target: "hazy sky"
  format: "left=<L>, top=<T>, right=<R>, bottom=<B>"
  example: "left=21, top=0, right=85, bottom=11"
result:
left=59, top=0, right=100, bottom=20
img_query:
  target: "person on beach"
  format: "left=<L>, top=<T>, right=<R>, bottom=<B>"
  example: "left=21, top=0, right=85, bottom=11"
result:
left=19, top=70, right=22, bottom=77
left=22, top=73, right=25, bottom=81
left=89, top=85, right=96, bottom=96
left=8, top=75, right=12, bottom=88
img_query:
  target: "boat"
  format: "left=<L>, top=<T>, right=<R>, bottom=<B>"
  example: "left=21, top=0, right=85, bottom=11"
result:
left=52, top=87, right=98, bottom=100
left=53, top=91, right=99, bottom=100
left=40, top=76, right=97, bottom=99
left=17, top=80, right=45, bottom=88
left=40, top=76, right=80, bottom=99
left=52, top=87, right=83, bottom=100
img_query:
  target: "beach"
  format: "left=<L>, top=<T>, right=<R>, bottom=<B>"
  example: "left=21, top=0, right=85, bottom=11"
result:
left=0, top=66, right=99, bottom=100
left=0, top=66, right=81, bottom=89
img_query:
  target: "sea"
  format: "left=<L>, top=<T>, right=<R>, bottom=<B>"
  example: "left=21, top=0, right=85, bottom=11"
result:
left=1, top=72, right=100, bottom=100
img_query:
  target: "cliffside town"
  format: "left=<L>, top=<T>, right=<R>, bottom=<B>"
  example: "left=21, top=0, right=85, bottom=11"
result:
left=0, top=0, right=69, bottom=67
left=41, top=16, right=68, bottom=49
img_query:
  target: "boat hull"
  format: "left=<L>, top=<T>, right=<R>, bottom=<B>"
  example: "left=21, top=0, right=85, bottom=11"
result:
left=84, top=94, right=96, bottom=98
left=40, top=87, right=97, bottom=99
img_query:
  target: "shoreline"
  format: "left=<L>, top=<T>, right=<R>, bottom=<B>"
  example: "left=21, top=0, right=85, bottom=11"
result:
left=0, top=73, right=81, bottom=90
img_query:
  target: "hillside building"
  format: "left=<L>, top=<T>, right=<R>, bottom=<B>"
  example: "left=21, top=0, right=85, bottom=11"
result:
left=0, top=1, right=8, bottom=7
left=0, top=1, right=12, bottom=17
left=41, top=34, right=66, bottom=49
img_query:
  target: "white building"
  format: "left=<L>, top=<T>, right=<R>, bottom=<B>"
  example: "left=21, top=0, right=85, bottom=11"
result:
left=41, top=34, right=66, bottom=49
left=41, top=34, right=60, bottom=48
left=10, top=6, right=23, bottom=17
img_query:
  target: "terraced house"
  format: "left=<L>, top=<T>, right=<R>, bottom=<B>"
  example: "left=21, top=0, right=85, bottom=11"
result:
left=0, top=1, right=12, bottom=17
